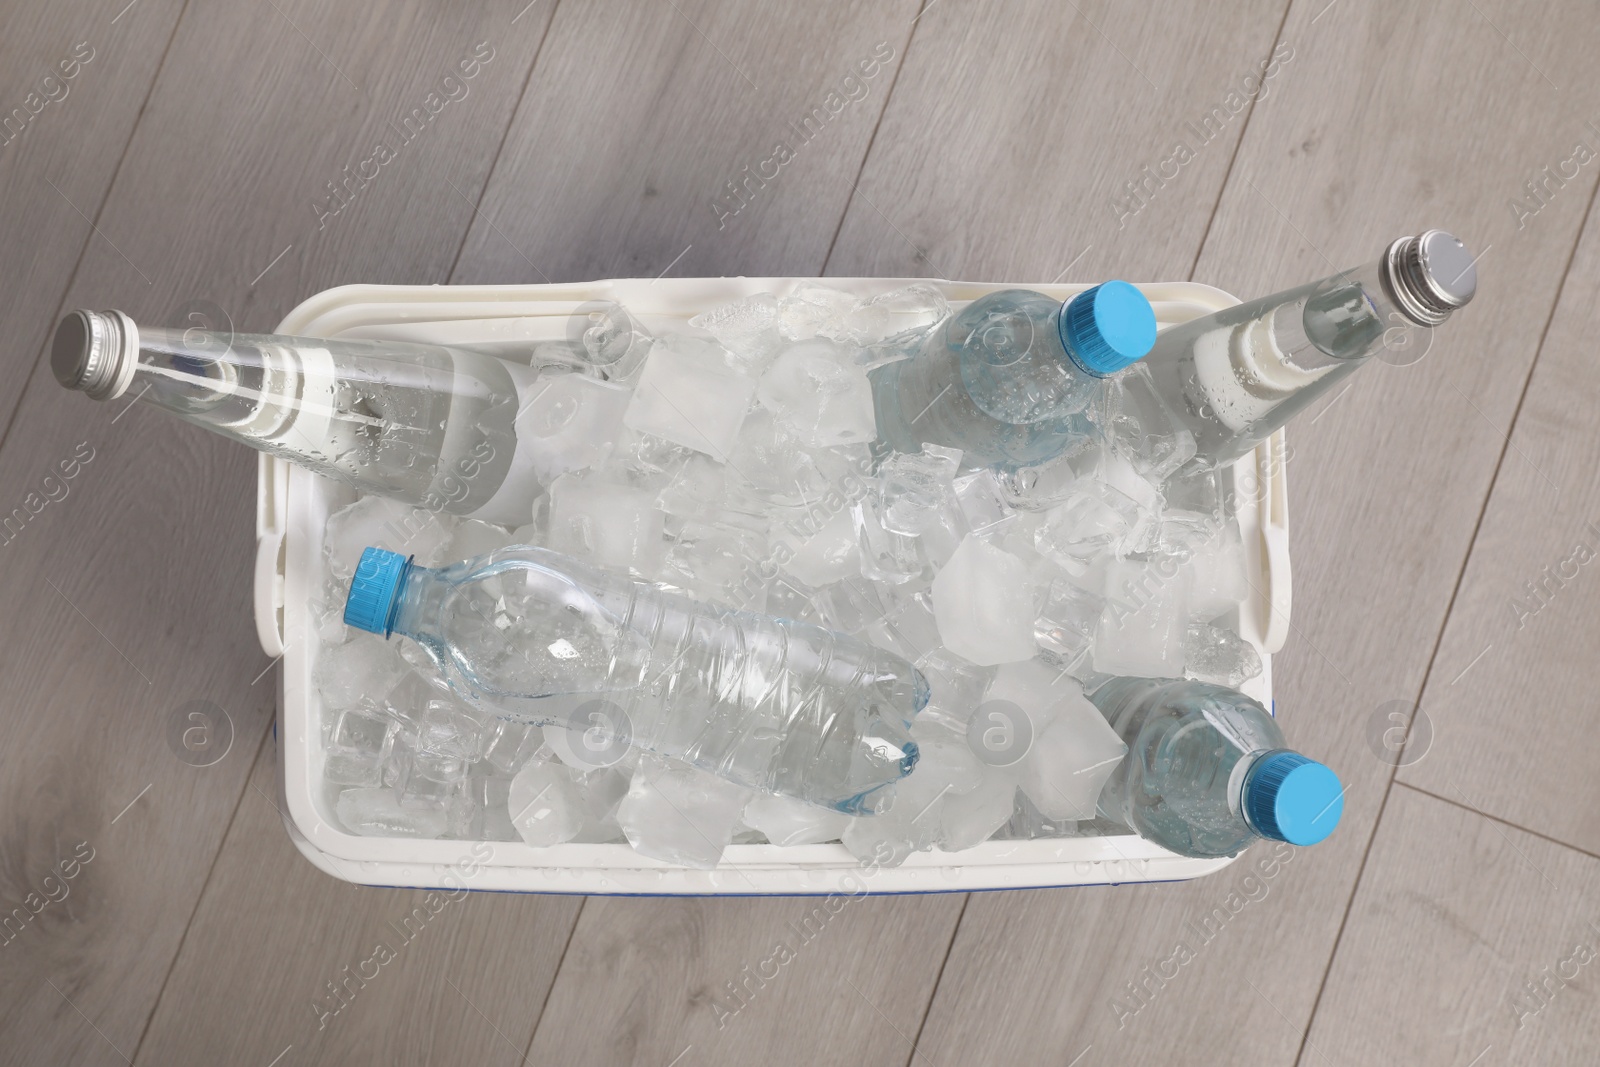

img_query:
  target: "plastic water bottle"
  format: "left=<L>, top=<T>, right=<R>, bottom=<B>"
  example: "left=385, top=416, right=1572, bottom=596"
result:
left=1090, top=677, right=1343, bottom=857
left=342, top=544, right=928, bottom=814
left=51, top=310, right=549, bottom=525
left=869, top=282, right=1157, bottom=468
left=1138, top=230, right=1477, bottom=467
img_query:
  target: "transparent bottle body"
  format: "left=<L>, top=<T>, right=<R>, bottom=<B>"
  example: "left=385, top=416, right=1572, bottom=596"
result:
left=128, top=325, right=539, bottom=522
left=1091, top=677, right=1284, bottom=858
left=392, top=546, right=928, bottom=814
left=1139, top=260, right=1419, bottom=467
left=870, top=289, right=1093, bottom=468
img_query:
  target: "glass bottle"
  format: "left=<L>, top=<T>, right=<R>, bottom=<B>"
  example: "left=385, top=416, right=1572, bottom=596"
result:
left=1139, top=230, right=1477, bottom=467
left=52, top=310, right=546, bottom=524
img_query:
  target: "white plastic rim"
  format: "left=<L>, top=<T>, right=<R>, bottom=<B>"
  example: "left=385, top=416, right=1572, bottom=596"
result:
left=257, top=278, right=1290, bottom=895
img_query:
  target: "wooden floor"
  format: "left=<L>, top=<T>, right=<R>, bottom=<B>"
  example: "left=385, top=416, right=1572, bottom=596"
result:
left=2, top=1, right=1597, bottom=1063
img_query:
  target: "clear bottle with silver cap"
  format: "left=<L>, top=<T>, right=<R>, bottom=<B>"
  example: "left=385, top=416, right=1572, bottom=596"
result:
left=1135, top=229, right=1478, bottom=467
left=50, top=310, right=556, bottom=524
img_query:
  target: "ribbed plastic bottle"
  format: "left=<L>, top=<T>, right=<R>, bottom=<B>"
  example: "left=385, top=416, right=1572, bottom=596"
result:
left=1090, top=677, right=1343, bottom=857
left=1138, top=230, right=1478, bottom=467
left=869, top=281, right=1158, bottom=468
left=343, top=544, right=929, bottom=814
left=51, top=310, right=549, bottom=524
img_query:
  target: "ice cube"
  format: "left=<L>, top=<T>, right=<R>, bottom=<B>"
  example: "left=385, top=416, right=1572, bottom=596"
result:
left=846, top=283, right=949, bottom=348
left=570, top=301, right=652, bottom=382
left=720, top=407, right=829, bottom=511
left=657, top=453, right=727, bottom=517
left=841, top=720, right=981, bottom=865
left=1034, top=577, right=1105, bottom=673
left=839, top=796, right=929, bottom=867
left=952, top=469, right=1018, bottom=541
left=465, top=774, right=519, bottom=842
left=918, top=509, right=966, bottom=573
left=879, top=445, right=962, bottom=535
left=993, top=434, right=1101, bottom=512
left=910, top=717, right=986, bottom=797
left=691, top=293, right=780, bottom=341
left=914, top=647, right=997, bottom=727
left=507, top=758, right=585, bottom=846
left=690, top=293, right=784, bottom=375
left=547, top=471, right=666, bottom=576
left=315, top=637, right=406, bottom=710
left=395, top=638, right=451, bottom=695
left=931, top=535, right=1037, bottom=666
left=623, top=336, right=757, bottom=461
left=1097, top=454, right=1162, bottom=551
left=311, top=578, right=353, bottom=647
left=983, top=659, right=1085, bottom=731
left=1153, top=515, right=1214, bottom=562
left=570, top=765, right=632, bottom=842
left=777, top=283, right=856, bottom=341
left=336, top=787, right=448, bottom=838
left=329, top=701, right=394, bottom=752
left=757, top=340, right=876, bottom=448
left=854, top=497, right=925, bottom=586
left=481, top=720, right=541, bottom=776
left=1034, top=480, right=1143, bottom=571
left=862, top=584, right=941, bottom=662
left=1092, top=560, right=1187, bottom=677
left=1163, top=465, right=1224, bottom=529
left=999, top=790, right=1080, bottom=840
left=940, top=777, right=1017, bottom=851
left=606, top=427, right=695, bottom=485
left=1017, top=688, right=1126, bottom=821
left=444, top=520, right=512, bottom=563
left=1183, top=623, right=1264, bottom=688
left=663, top=518, right=767, bottom=606
left=617, top=755, right=753, bottom=868
left=1097, top=364, right=1197, bottom=482
left=1185, top=524, right=1250, bottom=620
left=323, top=703, right=396, bottom=788
left=513, top=371, right=633, bottom=485
left=777, top=504, right=860, bottom=588
left=408, top=749, right=470, bottom=788
left=324, top=495, right=451, bottom=580
left=416, top=698, right=483, bottom=760
left=807, top=575, right=884, bottom=634
left=742, top=793, right=850, bottom=845
left=375, top=676, right=441, bottom=748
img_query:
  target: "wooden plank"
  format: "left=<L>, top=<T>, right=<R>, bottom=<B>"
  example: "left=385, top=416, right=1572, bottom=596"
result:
left=0, top=0, right=185, bottom=426
left=133, top=739, right=583, bottom=1065
left=825, top=0, right=1294, bottom=283
left=1397, top=157, right=1600, bottom=849
left=526, top=892, right=964, bottom=1067
left=452, top=0, right=927, bottom=283
left=0, top=2, right=564, bottom=1064
left=902, top=0, right=1600, bottom=1063
left=1301, top=784, right=1600, bottom=1065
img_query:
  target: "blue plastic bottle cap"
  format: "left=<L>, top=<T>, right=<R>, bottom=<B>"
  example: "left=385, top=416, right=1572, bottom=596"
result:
left=344, top=546, right=411, bottom=636
left=1059, top=280, right=1159, bottom=377
left=1244, top=751, right=1344, bottom=846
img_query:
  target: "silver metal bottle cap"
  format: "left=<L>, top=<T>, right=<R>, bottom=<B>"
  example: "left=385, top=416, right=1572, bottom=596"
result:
left=1382, top=230, right=1477, bottom=327
left=52, top=309, right=139, bottom=401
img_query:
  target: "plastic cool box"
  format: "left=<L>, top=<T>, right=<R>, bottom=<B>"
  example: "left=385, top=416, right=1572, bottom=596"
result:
left=255, top=278, right=1292, bottom=895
